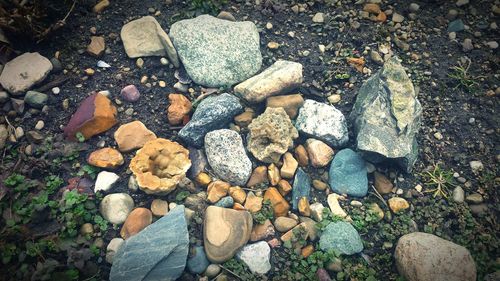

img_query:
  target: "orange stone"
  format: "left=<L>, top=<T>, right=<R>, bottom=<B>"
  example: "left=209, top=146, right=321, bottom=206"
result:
left=167, top=94, right=192, bottom=125
left=264, top=187, right=290, bottom=217
left=363, top=3, right=381, bottom=14
left=277, top=179, right=292, bottom=196
left=268, top=163, right=281, bottom=186
left=87, top=147, right=124, bottom=168
left=280, top=222, right=308, bottom=242
left=301, top=245, right=314, bottom=258
left=376, top=11, right=387, bottom=22
left=233, top=202, right=246, bottom=211
left=229, top=186, right=246, bottom=204
left=114, top=121, right=157, bottom=152
left=195, top=172, right=211, bottom=186
left=298, top=197, right=311, bottom=217
left=294, top=145, right=309, bottom=167
left=234, top=108, right=254, bottom=127
left=207, top=181, right=230, bottom=203
left=347, top=57, right=365, bottom=73
left=244, top=192, right=263, bottom=213
left=246, top=166, right=269, bottom=187
left=120, top=208, right=153, bottom=239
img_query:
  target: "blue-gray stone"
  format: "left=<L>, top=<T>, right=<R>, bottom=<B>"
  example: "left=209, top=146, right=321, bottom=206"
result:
left=319, top=221, right=363, bottom=255
left=110, top=206, right=189, bottom=281
left=187, top=246, right=210, bottom=274
left=448, top=19, right=465, bottom=32
left=291, top=168, right=311, bottom=210
left=178, top=93, right=243, bottom=148
left=329, top=149, right=368, bottom=197
left=24, top=91, right=48, bottom=109
left=214, top=196, right=234, bottom=208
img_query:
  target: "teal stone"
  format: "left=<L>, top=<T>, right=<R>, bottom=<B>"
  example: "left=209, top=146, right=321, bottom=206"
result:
left=329, top=148, right=367, bottom=197
left=24, top=91, right=48, bottom=109
left=292, top=168, right=311, bottom=210
left=187, top=246, right=210, bottom=274
left=215, top=196, right=234, bottom=208
left=448, top=19, right=465, bottom=32
left=319, top=221, right=363, bottom=255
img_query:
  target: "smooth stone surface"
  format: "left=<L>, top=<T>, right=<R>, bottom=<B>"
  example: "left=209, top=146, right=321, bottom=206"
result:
left=266, top=94, right=304, bottom=119
left=305, top=138, right=334, bottom=168
left=100, top=193, right=134, bottom=225
left=295, top=99, right=348, bottom=147
left=291, top=168, right=311, bottom=210
left=329, top=149, right=368, bottom=197
left=106, top=238, right=125, bottom=264
left=250, top=219, right=275, bottom=241
left=95, top=171, right=120, bottom=192
left=0, top=52, right=52, bottom=94
left=327, top=193, right=348, bottom=218
left=319, top=221, right=363, bottom=255
left=236, top=241, right=271, bottom=274
left=110, top=206, right=189, bottom=281
left=205, top=129, right=252, bottom=186
left=87, top=147, right=124, bottom=168
left=187, top=246, right=210, bottom=274
left=120, top=208, right=153, bottom=239
left=120, top=85, right=140, bottom=102
left=274, top=217, right=298, bottom=232
left=170, top=15, right=262, bottom=87
left=448, top=19, right=465, bottom=32
left=179, top=93, right=243, bottom=148
left=24, top=91, right=48, bottom=109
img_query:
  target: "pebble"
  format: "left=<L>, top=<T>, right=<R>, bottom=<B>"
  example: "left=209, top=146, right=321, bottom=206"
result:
left=462, top=39, right=473, bottom=52
left=409, top=3, right=420, bottom=12
left=35, top=120, right=44, bottom=130
left=312, top=12, right=325, bottom=23
left=160, top=57, right=168, bottom=65
left=106, top=238, right=125, bottom=264
left=95, top=171, right=119, bottom=192
left=204, top=264, right=221, bottom=278
left=151, top=199, right=169, bottom=216
left=52, top=87, right=60, bottom=95
left=136, top=58, right=144, bottom=68
left=453, top=187, right=468, bottom=203
left=99, top=193, right=134, bottom=225
left=469, top=160, right=483, bottom=173
left=388, top=197, right=409, bottom=213
left=274, top=217, right=298, bottom=232
left=465, top=193, right=483, bottom=204
left=392, top=13, right=404, bottom=23
left=486, top=41, right=498, bottom=49
left=327, top=94, right=341, bottom=104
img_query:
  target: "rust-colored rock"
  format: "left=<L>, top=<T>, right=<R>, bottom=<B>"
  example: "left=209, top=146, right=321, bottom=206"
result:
left=246, top=166, right=268, bottom=187
left=120, top=208, right=153, bottom=239
left=301, top=245, right=314, bottom=258
left=277, top=179, right=292, bottom=196
left=234, top=108, right=254, bottom=127
left=87, top=147, right=124, bottom=168
left=229, top=186, right=246, bottom=204
left=298, top=197, right=311, bottom=217
left=264, top=187, right=290, bottom=217
left=363, top=3, right=381, bottom=14
left=195, top=172, right=211, bottom=186
left=207, top=181, right=230, bottom=203
left=294, top=145, right=309, bottom=167
left=233, top=203, right=245, bottom=211
left=374, top=172, right=393, bottom=194
left=266, top=94, right=304, bottom=119
left=250, top=219, right=275, bottom=242
left=244, top=191, right=263, bottom=213
left=114, top=121, right=157, bottom=152
left=167, top=94, right=192, bottom=125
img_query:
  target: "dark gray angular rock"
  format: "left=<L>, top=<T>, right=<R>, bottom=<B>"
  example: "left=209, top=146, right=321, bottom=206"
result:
left=110, top=205, right=189, bottom=281
left=349, top=57, right=422, bottom=172
left=291, top=168, right=311, bottom=210
left=179, top=93, right=243, bottom=147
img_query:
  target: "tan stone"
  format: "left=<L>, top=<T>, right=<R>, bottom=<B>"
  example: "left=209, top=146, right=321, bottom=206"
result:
left=280, top=152, right=298, bottom=179
left=327, top=193, right=348, bottom=218
left=229, top=186, right=246, bottom=204
left=274, top=217, right=298, bottom=232
left=264, top=187, right=290, bottom=217
left=388, top=197, right=410, bottom=213
left=114, top=121, right=157, bottom=152
left=234, top=108, right=254, bottom=127
left=294, top=145, right=309, bottom=167
left=266, top=94, right=304, bottom=119
left=277, top=179, right=292, bottom=196
left=363, top=3, right=381, bottom=14
left=120, top=208, right=153, bottom=239
left=150, top=199, right=169, bottom=216
left=87, top=147, right=124, bottom=168
left=374, top=172, right=393, bottom=194
left=207, top=181, right=230, bottom=203
left=280, top=222, right=308, bottom=242
left=312, top=179, right=328, bottom=191
left=298, top=197, right=311, bottom=217
left=87, top=36, right=105, bottom=57
left=268, top=163, right=281, bottom=186
left=93, top=0, right=110, bottom=13
left=305, top=139, right=334, bottom=168
left=250, top=219, right=275, bottom=241
left=195, top=172, right=211, bottom=186
left=244, top=192, right=263, bottom=213
left=167, top=94, right=192, bottom=125
left=301, top=245, right=314, bottom=258
left=246, top=166, right=268, bottom=187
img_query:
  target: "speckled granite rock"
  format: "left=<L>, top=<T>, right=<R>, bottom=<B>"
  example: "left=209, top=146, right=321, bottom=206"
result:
left=319, top=221, right=363, bottom=255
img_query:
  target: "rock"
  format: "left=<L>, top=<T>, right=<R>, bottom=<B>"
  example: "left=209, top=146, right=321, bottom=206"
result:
left=319, top=221, right=363, bottom=255
left=281, top=152, right=298, bottom=179
left=295, top=100, right=348, bottom=147
left=465, top=193, right=483, bottom=204
left=204, top=206, right=253, bottom=263
left=87, top=36, right=105, bottom=57
left=295, top=145, right=309, bottom=166
left=244, top=192, right=263, bottom=213
left=264, top=187, right=290, bottom=217
left=0, top=91, right=9, bottom=104
left=26, top=130, right=43, bottom=144
left=247, top=107, right=298, bottom=163
left=0, top=52, right=52, bottom=94
left=462, top=38, right=474, bottom=52
left=114, top=121, right=157, bottom=152
left=229, top=186, right=246, bottom=204
left=187, top=246, right=210, bottom=274
left=292, top=168, right=311, bottom=210
left=452, top=186, right=465, bottom=203
left=150, top=199, right=169, bottom=216
left=266, top=94, right=304, bottom=119
left=168, top=94, right=192, bottom=125
left=374, top=172, right=393, bottom=194
left=0, top=125, right=7, bottom=150
left=120, top=208, right=153, bottom=239
left=300, top=217, right=318, bottom=241
left=95, top=171, right=120, bottom=192
left=120, top=16, right=179, bottom=67
left=274, top=217, right=298, bottom=232
left=364, top=3, right=381, bottom=14
left=281, top=222, right=309, bottom=245
left=250, top=219, right=275, bottom=241
left=215, top=196, right=234, bottom=208
left=24, top=91, right=48, bottom=109
left=88, top=148, right=124, bottom=168
left=110, top=205, right=189, bottom=281
left=469, top=160, right=483, bottom=173
left=129, top=138, right=191, bottom=194
left=179, top=93, right=243, bottom=148
left=327, top=194, right=348, bottom=218
left=205, top=129, right=252, bottom=186
left=310, top=202, right=325, bottom=222
left=234, top=108, right=255, bottom=127
left=277, top=180, right=292, bottom=196
left=205, top=264, right=221, bottom=278
left=246, top=166, right=269, bottom=187
left=388, top=197, right=409, bottom=213
left=305, top=139, right=334, bottom=168
left=106, top=238, right=125, bottom=264
left=395, top=232, right=476, bottom=281
left=370, top=50, right=384, bottom=65
left=120, top=85, right=140, bottom=102
left=328, top=149, right=368, bottom=197
left=368, top=203, right=384, bottom=221
left=64, top=92, right=118, bottom=141
left=312, top=12, right=325, bottom=23
left=217, top=11, right=236, bottom=21
left=350, top=58, right=422, bottom=172
left=312, top=180, right=328, bottom=191
left=470, top=204, right=488, bottom=215
left=456, top=0, right=469, bottom=7
left=170, top=15, right=261, bottom=87
left=207, top=181, right=230, bottom=204
left=235, top=60, right=303, bottom=103
left=100, top=193, right=134, bottom=225
left=93, top=0, right=109, bottom=13
left=409, top=3, right=420, bottom=12
left=486, top=41, right=498, bottom=49
left=392, top=13, right=404, bottom=23
left=448, top=19, right=465, bottom=32
left=267, top=163, right=280, bottom=186
left=188, top=148, right=208, bottom=178
left=236, top=241, right=271, bottom=274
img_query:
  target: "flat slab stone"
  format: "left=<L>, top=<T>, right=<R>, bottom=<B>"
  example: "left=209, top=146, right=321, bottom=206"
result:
left=170, top=14, right=262, bottom=87
left=0, top=52, right=52, bottom=95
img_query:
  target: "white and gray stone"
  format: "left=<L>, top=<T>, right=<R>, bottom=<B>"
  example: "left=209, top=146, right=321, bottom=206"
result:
left=99, top=193, right=134, bottom=225
left=0, top=52, right=52, bottom=95
left=106, top=238, right=125, bottom=264
left=95, top=171, right=119, bottom=192
left=236, top=241, right=271, bottom=274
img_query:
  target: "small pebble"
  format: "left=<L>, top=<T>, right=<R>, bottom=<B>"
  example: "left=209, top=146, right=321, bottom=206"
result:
left=52, top=87, right=60, bottom=95
left=35, top=120, right=44, bottom=130
left=160, top=57, right=168, bottom=65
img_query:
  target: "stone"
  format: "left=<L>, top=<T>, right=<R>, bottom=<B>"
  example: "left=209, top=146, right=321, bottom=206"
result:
left=235, top=61, right=303, bottom=103
left=217, top=11, right=236, bottom=21
left=266, top=94, right=304, bottom=119
left=187, top=246, right=210, bottom=274
left=274, top=217, right=298, bottom=232
left=312, top=180, right=328, bottom=191
left=277, top=179, right=293, bottom=196
left=388, top=197, right=410, bottom=213
left=188, top=148, right=208, bottom=178
left=392, top=13, right=404, bottom=23
left=310, top=203, right=325, bottom=222
left=280, top=222, right=308, bottom=244
left=305, top=139, right=334, bottom=168
left=120, top=85, right=140, bottom=102
left=350, top=57, right=421, bottom=172
left=244, top=192, right=263, bottom=213
left=24, top=91, right=48, bottom=109
left=100, top=193, right=134, bottom=225
left=215, top=196, right=234, bottom=208
left=247, top=107, right=298, bottom=163
left=170, top=15, right=261, bottom=87
left=26, top=131, right=43, bottom=144
left=120, top=16, right=179, bottom=67
left=0, top=125, right=7, bottom=150
left=205, top=129, right=252, bottom=186
left=64, top=92, right=118, bottom=141
left=469, top=160, right=483, bottom=173
left=95, top=171, right=120, bottom=192
left=264, top=187, right=290, bottom=217
left=395, top=232, right=476, bottom=281
left=281, top=152, right=298, bottom=179
left=465, top=193, right=483, bottom=204
left=129, top=138, right=191, bottom=194
left=110, top=205, right=188, bottom=281
left=229, top=186, right=246, bottom=204
left=312, top=12, right=325, bottom=23
left=374, top=172, right=393, bottom=194
left=448, top=19, right=465, bottom=33
left=364, top=3, right=381, bottom=14
left=370, top=50, right=384, bottom=65
left=151, top=199, right=169, bottom=216
left=409, top=3, right=420, bottom=12
left=295, top=100, right=348, bottom=147
left=114, top=121, right=157, bottom=152
left=236, top=241, right=271, bottom=274
left=368, top=203, right=384, bottom=221
left=456, top=0, right=469, bottom=7
left=462, top=39, right=473, bottom=52
left=93, top=0, right=109, bottom=13
left=204, top=206, right=253, bottom=263
left=250, top=219, right=275, bottom=241
left=292, top=168, right=311, bottom=210
left=268, top=163, right=281, bottom=186
left=295, top=145, right=309, bottom=166
left=106, top=238, right=125, bottom=264
left=0, top=91, right=9, bottom=104
left=88, top=148, right=124, bottom=168
left=317, top=268, right=332, bottom=281
left=234, top=108, right=254, bottom=127
left=207, top=181, right=230, bottom=204
left=0, top=52, right=52, bottom=94
left=87, top=36, right=105, bottom=57
left=168, top=94, right=192, bottom=125
left=120, top=208, right=153, bottom=239
left=329, top=148, right=368, bottom=197
left=300, top=217, right=318, bottom=241
left=319, top=221, right=363, bottom=255
left=205, top=264, right=221, bottom=278
left=127, top=176, right=138, bottom=191
left=327, top=193, right=348, bottom=218
left=179, top=93, right=243, bottom=147
left=452, top=186, right=465, bottom=203
left=246, top=166, right=269, bottom=187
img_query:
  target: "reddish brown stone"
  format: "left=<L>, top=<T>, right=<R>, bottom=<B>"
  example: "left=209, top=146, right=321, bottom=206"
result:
left=167, top=94, right=192, bottom=125
left=120, top=208, right=153, bottom=239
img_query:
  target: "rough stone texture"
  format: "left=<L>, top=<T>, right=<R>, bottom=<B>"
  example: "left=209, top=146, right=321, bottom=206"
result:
left=110, top=206, right=188, bottom=281
left=292, top=168, right=311, bottom=210
left=319, top=221, right=363, bottom=255
left=114, top=121, right=157, bottom=152
left=170, top=15, right=262, bottom=87
left=350, top=57, right=422, bottom=172
left=207, top=181, right=230, bottom=203
left=329, top=148, right=368, bottom=197
left=204, top=206, right=253, bottom=263
left=100, top=193, right=134, bottom=225
left=120, top=16, right=179, bottom=67
left=305, top=138, right=334, bottom=168
left=266, top=94, right=304, bottom=118
left=395, top=232, right=476, bottom=281
left=120, top=208, right=153, bottom=239
left=205, top=129, right=252, bottom=186
left=167, top=94, right=192, bottom=125
left=0, top=124, right=8, bottom=150
left=187, top=246, right=210, bottom=274
left=280, top=152, right=298, bottom=179
left=235, top=60, right=303, bottom=103
left=87, top=148, right=124, bottom=168
left=295, top=100, right=348, bottom=147
left=178, top=93, right=243, bottom=148
left=250, top=219, right=275, bottom=241
left=236, top=241, right=271, bottom=274
left=0, top=52, right=52, bottom=95
left=247, top=107, right=298, bottom=163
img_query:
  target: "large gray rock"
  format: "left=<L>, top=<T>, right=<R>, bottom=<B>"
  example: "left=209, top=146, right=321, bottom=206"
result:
left=0, top=52, right=52, bottom=95
left=179, top=93, right=243, bottom=147
left=110, top=205, right=189, bottom=281
left=295, top=100, right=348, bottom=147
left=170, top=14, right=262, bottom=87
left=395, top=232, right=476, bottom=281
left=205, top=129, right=252, bottom=186
left=121, top=16, right=179, bottom=67
left=350, top=57, right=422, bottom=172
